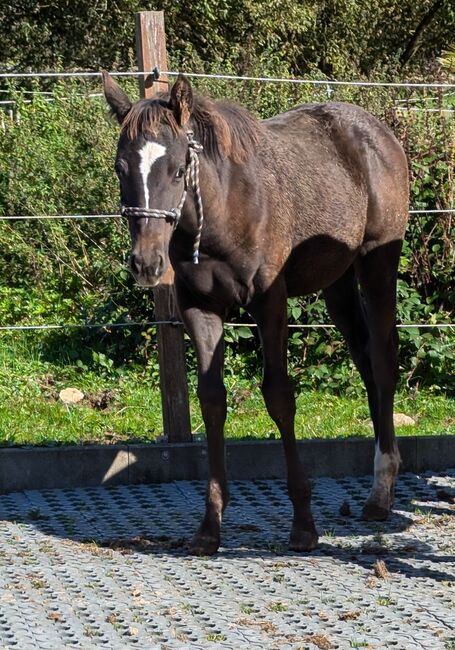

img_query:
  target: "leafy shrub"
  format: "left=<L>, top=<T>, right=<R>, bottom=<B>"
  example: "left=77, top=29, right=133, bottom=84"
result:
left=0, top=78, right=453, bottom=393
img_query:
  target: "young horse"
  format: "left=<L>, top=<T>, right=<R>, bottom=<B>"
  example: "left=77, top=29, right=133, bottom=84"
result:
left=103, top=72, right=409, bottom=555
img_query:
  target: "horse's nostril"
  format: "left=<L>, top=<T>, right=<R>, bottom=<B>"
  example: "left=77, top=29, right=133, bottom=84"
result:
left=155, top=254, right=165, bottom=276
left=130, top=254, right=141, bottom=275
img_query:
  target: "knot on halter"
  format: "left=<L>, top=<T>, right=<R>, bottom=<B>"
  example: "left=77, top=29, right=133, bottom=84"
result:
left=187, top=130, right=204, bottom=154
left=120, top=130, right=205, bottom=264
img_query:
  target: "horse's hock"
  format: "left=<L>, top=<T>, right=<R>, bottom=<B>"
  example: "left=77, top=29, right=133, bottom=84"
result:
left=0, top=471, right=453, bottom=649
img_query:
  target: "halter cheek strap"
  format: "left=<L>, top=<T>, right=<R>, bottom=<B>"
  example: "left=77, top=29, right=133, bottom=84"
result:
left=121, top=131, right=205, bottom=264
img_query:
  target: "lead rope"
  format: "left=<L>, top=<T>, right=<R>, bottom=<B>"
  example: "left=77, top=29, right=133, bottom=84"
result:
left=186, top=131, right=204, bottom=264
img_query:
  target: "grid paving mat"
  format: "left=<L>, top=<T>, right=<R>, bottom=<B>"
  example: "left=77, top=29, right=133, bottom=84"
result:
left=0, top=471, right=454, bottom=650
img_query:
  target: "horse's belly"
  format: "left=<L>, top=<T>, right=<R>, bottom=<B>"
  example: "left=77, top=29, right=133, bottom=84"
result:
left=284, top=236, right=359, bottom=295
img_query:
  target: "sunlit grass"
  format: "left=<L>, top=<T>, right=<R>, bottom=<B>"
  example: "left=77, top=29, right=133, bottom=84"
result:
left=0, top=334, right=453, bottom=446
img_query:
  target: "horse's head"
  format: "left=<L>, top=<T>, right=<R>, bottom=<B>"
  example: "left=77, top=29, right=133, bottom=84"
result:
left=103, top=72, right=196, bottom=287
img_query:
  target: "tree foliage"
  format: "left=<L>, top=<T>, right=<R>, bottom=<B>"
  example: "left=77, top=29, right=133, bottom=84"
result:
left=1, top=0, right=454, bottom=78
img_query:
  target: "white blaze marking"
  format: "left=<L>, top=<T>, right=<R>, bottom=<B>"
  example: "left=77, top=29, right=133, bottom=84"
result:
left=138, top=141, right=166, bottom=209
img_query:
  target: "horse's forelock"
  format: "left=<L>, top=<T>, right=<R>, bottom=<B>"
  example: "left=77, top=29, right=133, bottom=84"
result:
left=121, top=99, right=180, bottom=141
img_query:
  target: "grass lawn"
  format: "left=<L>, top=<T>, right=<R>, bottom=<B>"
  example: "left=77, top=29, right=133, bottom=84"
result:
left=0, top=333, right=453, bottom=446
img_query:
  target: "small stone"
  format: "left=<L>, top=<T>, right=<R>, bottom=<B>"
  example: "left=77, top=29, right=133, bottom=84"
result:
left=393, top=413, right=416, bottom=427
left=59, top=387, right=84, bottom=404
left=368, top=412, right=416, bottom=429
left=339, top=610, right=360, bottom=621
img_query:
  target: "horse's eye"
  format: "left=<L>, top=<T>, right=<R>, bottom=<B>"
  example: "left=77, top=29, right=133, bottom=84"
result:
left=175, top=165, right=185, bottom=180
left=115, top=160, right=128, bottom=177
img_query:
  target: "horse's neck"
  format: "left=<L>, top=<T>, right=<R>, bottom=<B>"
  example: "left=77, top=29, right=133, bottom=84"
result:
left=194, top=153, right=278, bottom=278
left=198, top=153, right=263, bottom=227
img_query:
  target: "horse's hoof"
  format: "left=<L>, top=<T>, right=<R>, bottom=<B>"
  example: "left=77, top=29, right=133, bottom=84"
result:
left=289, top=528, right=319, bottom=552
left=188, top=534, right=220, bottom=556
left=362, top=502, right=390, bottom=521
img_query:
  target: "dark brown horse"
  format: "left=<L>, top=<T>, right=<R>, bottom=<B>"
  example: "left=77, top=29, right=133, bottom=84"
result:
left=103, top=72, right=409, bottom=555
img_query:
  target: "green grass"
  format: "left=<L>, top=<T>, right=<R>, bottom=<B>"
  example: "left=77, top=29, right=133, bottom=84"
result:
left=226, top=386, right=454, bottom=440
left=0, top=334, right=453, bottom=446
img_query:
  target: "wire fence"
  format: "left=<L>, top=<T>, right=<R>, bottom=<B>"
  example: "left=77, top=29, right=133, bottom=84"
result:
left=0, top=209, right=454, bottom=220
left=2, top=69, right=454, bottom=114
left=1, top=88, right=454, bottom=116
left=1, top=69, right=455, bottom=89
left=0, top=67, right=453, bottom=335
left=0, top=321, right=453, bottom=332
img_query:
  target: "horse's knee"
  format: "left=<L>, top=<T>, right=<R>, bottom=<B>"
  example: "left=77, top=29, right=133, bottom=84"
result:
left=198, top=377, right=227, bottom=423
left=261, top=376, right=296, bottom=426
left=198, top=376, right=226, bottom=404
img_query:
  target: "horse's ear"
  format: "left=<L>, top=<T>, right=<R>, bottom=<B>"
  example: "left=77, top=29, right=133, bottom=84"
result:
left=102, top=71, right=132, bottom=124
left=169, top=75, right=193, bottom=126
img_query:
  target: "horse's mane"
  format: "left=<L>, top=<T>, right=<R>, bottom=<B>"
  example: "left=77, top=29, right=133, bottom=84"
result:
left=121, top=94, right=262, bottom=164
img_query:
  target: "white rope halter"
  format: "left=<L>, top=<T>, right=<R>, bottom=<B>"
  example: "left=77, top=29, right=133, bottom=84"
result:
left=121, top=131, right=204, bottom=264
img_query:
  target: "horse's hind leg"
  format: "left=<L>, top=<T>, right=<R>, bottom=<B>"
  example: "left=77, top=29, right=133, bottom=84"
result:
left=324, top=265, right=396, bottom=519
left=355, top=242, right=403, bottom=520
left=323, top=266, right=378, bottom=434
left=249, top=282, right=318, bottom=551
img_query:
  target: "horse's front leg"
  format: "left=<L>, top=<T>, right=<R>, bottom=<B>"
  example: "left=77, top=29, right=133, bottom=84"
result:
left=177, top=294, right=228, bottom=556
left=249, top=283, right=318, bottom=551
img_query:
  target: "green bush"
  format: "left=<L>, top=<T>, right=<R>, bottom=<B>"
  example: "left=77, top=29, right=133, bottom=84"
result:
left=0, top=78, right=453, bottom=393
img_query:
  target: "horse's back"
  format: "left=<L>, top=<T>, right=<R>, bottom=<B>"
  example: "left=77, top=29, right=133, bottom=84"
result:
left=264, top=101, right=409, bottom=243
left=264, top=101, right=401, bottom=156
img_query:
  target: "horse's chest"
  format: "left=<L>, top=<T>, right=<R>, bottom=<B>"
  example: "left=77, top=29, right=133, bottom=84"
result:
left=177, top=258, right=256, bottom=307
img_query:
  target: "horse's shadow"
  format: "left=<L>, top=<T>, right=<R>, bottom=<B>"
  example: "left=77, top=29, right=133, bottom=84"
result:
left=1, top=471, right=453, bottom=584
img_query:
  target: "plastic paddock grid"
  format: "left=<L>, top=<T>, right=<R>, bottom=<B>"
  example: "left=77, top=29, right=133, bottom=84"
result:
left=0, top=471, right=454, bottom=649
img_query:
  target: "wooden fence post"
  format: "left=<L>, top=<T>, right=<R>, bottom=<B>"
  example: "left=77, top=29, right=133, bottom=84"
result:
left=135, top=10, right=192, bottom=442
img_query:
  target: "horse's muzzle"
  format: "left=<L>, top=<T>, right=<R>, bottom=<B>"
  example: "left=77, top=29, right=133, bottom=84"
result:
left=130, top=252, right=165, bottom=287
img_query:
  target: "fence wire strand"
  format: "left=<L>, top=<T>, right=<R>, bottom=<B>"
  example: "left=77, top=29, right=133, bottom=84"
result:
left=0, top=209, right=453, bottom=220
left=1, top=69, right=455, bottom=89
left=0, top=321, right=453, bottom=332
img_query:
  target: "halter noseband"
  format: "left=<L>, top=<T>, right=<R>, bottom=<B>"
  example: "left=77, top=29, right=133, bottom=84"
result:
left=121, top=131, right=204, bottom=264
